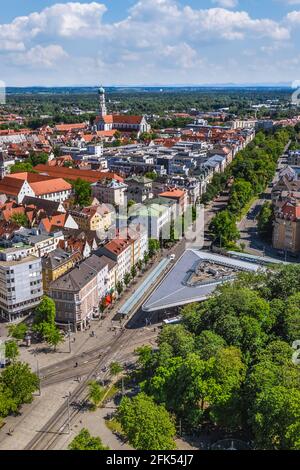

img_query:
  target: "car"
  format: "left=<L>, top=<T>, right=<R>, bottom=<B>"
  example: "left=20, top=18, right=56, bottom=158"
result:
left=169, top=254, right=176, bottom=260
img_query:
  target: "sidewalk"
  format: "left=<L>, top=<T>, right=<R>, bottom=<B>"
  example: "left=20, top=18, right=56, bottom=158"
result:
left=55, top=400, right=132, bottom=451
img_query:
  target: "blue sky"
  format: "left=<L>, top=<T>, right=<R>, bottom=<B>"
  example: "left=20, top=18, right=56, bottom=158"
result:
left=0, top=0, right=300, bottom=86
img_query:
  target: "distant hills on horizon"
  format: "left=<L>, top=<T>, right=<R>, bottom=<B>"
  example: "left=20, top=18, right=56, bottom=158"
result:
left=3, top=83, right=295, bottom=95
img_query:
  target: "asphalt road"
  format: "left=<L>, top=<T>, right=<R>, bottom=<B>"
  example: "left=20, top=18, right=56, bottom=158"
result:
left=25, top=326, right=158, bottom=450
left=237, top=141, right=298, bottom=261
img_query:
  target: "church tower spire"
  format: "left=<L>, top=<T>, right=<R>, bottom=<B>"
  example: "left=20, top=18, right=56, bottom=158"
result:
left=98, top=85, right=107, bottom=117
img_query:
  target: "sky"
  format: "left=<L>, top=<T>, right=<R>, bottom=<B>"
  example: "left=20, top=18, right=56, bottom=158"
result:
left=1, top=0, right=300, bottom=86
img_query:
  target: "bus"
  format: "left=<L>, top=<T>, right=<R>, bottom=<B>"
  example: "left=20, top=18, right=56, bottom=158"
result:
left=163, top=316, right=182, bottom=325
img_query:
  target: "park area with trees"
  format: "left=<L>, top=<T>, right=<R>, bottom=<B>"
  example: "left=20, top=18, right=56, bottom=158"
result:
left=122, top=264, right=300, bottom=450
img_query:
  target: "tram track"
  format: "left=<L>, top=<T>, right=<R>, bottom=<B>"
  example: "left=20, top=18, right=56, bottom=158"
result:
left=24, top=328, right=149, bottom=450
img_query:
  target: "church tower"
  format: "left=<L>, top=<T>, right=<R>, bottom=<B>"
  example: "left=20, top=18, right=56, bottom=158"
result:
left=99, top=86, right=107, bottom=117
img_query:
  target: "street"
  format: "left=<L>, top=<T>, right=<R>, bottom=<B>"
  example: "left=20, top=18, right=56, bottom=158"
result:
left=237, top=141, right=297, bottom=261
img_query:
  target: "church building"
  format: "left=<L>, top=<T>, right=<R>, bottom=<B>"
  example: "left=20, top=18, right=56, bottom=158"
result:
left=95, top=87, right=150, bottom=136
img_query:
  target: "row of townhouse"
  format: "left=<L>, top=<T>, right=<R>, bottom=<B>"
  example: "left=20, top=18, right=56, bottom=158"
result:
left=49, top=254, right=116, bottom=331
left=48, top=227, right=148, bottom=331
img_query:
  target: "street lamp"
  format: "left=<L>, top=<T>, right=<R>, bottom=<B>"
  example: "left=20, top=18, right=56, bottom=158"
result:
left=68, top=322, right=71, bottom=354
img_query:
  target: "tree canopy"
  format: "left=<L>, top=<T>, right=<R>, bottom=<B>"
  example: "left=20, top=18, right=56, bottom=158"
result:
left=73, top=178, right=92, bottom=207
left=133, top=264, right=300, bottom=449
left=118, top=393, right=176, bottom=450
left=68, top=429, right=109, bottom=450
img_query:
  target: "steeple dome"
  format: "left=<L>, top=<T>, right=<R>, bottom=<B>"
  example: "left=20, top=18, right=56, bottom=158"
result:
left=98, top=86, right=107, bottom=117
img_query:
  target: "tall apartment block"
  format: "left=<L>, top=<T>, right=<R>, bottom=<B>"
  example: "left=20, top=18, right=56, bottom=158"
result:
left=0, top=248, right=43, bottom=322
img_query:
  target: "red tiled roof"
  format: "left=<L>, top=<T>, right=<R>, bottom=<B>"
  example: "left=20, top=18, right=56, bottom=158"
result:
left=55, top=123, right=87, bottom=132
left=104, top=238, right=134, bottom=256
left=112, top=115, right=143, bottom=125
left=99, top=115, right=114, bottom=124
left=30, top=178, right=71, bottom=196
left=40, top=214, right=67, bottom=233
left=282, top=202, right=300, bottom=219
left=34, top=164, right=124, bottom=183
left=159, top=188, right=185, bottom=199
left=82, top=134, right=95, bottom=143
left=6, top=172, right=72, bottom=196
left=0, top=177, right=25, bottom=196
left=2, top=206, right=26, bottom=222
left=96, top=130, right=117, bottom=137
left=95, top=114, right=143, bottom=125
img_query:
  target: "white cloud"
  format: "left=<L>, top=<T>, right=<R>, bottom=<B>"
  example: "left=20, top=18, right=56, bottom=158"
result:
left=0, top=0, right=296, bottom=85
left=0, top=1, right=107, bottom=49
left=0, top=0, right=290, bottom=52
left=212, top=0, right=238, bottom=8
left=286, top=10, right=300, bottom=24
left=11, top=45, right=68, bottom=67
left=118, top=1, right=290, bottom=43
left=162, top=43, right=203, bottom=69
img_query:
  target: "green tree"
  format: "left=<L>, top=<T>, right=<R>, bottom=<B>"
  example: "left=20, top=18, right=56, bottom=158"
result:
left=10, top=162, right=34, bottom=173
left=131, top=265, right=137, bottom=280
left=9, top=213, right=29, bottom=227
left=144, top=171, right=157, bottom=180
left=257, top=202, right=274, bottom=241
left=109, top=362, right=123, bottom=376
left=43, top=324, right=64, bottom=351
left=68, top=429, right=109, bottom=450
left=124, top=272, right=131, bottom=287
left=281, top=292, right=300, bottom=343
left=88, top=381, right=103, bottom=409
left=116, top=281, right=123, bottom=296
left=118, top=393, right=176, bottom=450
left=137, top=259, right=143, bottom=271
left=266, top=265, right=300, bottom=300
left=8, top=323, right=28, bottom=341
left=148, top=239, right=160, bottom=258
left=195, top=330, right=226, bottom=360
left=143, top=252, right=150, bottom=265
left=209, top=347, right=247, bottom=429
left=73, top=178, right=92, bottom=207
left=228, top=180, right=253, bottom=215
left=181, top=303, right=204, bottom=335
left=29, top=152, right=48, bottom=166
left=209, top=210, right=239, bottom=246
left=135, top=345, right=156, bottom=378
left=5, top=340, right=19, bottom=362
left=249, top=386, right=300, bottom=449
left=0, top=362, right=39, bottom=407
left=0, top=385, right=18, bottom=418
left=34, top=296, right=56, bottom=325
left=158, top=325, right=195, bottom=358
left=257, top=340, right=293, bottom=366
